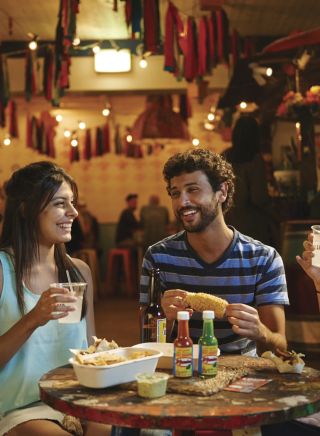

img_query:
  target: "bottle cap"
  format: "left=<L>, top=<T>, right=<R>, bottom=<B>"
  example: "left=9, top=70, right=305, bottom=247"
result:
left=203, top=310, right=215, bottom=319
left=177, top=311, right=190, bottom=320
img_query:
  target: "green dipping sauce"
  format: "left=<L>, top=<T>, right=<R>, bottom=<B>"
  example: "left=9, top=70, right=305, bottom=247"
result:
left=136, top=372, right=170, bottom=398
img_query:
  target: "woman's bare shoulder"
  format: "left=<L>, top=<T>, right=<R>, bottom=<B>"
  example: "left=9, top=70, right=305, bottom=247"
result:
left=71, top=256, right=91, bottom=278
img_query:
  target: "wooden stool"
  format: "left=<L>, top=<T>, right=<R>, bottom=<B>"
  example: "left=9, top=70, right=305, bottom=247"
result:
left=73, top=249, right=100, bottom=301
left=106, top=248, right=135, bottom=296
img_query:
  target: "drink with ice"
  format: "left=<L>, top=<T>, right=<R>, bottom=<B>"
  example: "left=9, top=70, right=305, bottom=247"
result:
left=311, top=225, right=320, bottom=267
left=50, top=282, right=87, bottom=323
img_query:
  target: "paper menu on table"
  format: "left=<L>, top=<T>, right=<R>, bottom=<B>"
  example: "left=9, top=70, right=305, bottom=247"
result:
left=224, top=377, right=272, bottom=393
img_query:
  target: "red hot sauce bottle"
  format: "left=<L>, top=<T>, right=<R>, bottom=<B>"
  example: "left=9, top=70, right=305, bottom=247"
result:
left=173, top=311, right=193, bottom=378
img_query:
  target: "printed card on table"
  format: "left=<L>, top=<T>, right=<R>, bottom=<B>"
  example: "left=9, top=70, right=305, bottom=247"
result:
left=224, top=377, right=272, bottom=393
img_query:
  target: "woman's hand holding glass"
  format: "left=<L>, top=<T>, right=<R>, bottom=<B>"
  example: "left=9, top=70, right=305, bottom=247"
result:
left=296, top=233, right=320, bottom=290
left=29, top=287, right=77, bottom=326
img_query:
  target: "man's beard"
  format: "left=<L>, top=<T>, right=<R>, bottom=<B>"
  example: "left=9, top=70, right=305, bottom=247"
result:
left=176, top=202, right=219, bottom=233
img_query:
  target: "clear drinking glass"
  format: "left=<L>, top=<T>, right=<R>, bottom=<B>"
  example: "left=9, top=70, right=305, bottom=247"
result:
left=311, top=225, right=320, bottom=267
left=50, top=282, right=87, bottom=323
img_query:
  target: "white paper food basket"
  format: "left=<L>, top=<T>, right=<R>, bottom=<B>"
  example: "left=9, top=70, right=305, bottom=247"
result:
left=69, top=347, right=163, bottom=388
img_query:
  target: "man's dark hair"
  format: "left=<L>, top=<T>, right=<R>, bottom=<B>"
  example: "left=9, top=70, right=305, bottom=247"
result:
left=163, top=148, right=235, bottom=213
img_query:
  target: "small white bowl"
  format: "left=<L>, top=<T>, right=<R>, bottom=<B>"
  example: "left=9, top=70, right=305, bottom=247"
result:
left=136, top=372, right=170, bottom=398
left=69, top=347, right=162, bottom=388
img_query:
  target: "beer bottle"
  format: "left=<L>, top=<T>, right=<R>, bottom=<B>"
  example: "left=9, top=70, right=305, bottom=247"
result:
left=198, top=310, right=218, bottom=377
left=141, top=268, right=166, bottom=343
left=173, top=311, right=193, bottom=378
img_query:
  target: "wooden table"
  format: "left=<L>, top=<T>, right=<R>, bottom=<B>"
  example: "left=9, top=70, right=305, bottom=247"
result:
left=39, top=356, right=320, bottom=436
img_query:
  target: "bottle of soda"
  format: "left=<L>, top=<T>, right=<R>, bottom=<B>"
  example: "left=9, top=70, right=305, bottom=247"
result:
left=141, top=268, right=166, bottom=343
left=173, top=311, right=193, bottom=378
left=198, top=310, right=218, bottom=377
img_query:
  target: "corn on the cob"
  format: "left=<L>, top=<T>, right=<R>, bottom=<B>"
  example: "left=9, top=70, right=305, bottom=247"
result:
left=185, top=292, right=228, bottom=318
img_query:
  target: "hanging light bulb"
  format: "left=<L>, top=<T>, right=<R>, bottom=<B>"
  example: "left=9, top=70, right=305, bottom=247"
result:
left=239, top=101, right=247, bottom=110
left=192, top=138, right=200, bottom=147
left=207, top=113, right=215, bottom=121
left=78, top=121, right=86, bottom=130
left=72, top=35, right=81, bottom=46
left=3, top=135, right=11, bottom=146
left=102, top=107, right=110, bottom=117
left=71, top=138, right=78, bottom=147
left=64, top=130, right=71, bottom=138
left=139, top=56, right=148, bottom=69
left=55, top=114, right=63, bottom=123
left=28, top=40, right=37, bottom=50
left=126, top=134, right=133, bottom=143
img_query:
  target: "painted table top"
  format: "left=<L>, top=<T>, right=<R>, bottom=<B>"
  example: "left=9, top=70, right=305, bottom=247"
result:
left=39, top=356, right=320, bottom=431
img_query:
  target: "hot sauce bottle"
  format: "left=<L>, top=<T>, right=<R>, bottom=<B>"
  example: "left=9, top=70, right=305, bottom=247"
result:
left=141, top=268, right=166, bottom=343
left=198, top=310, right=218, bottom=377
left=173, top=311, right=193, bottom=378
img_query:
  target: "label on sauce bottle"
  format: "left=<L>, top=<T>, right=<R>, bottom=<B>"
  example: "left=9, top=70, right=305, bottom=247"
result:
left=198, top=344, right=218, bottom=376
left=174, top=346, right=193, bottom=378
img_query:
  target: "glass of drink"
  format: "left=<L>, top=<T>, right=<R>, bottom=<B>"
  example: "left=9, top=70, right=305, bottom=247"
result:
left=50, top=282, right=87, bottom=323
left=311, top=225, right=320, bottom=267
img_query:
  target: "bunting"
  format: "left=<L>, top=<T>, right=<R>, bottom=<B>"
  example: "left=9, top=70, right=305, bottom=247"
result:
left=0, top=54, right=10, bottom=127
left=25, top=50, right=37, bottom=101
left=143, top=0, right=161, bottom=53
left=43, top=46, right=55, bottom=102
left=184, top=17, right=198, bottom=82
left=83, top=129, right=92, bottom=160
left=8, top=101, right=18, bottom=138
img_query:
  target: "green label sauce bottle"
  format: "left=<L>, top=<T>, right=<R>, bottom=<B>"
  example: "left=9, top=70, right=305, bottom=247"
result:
left=198, top=310, right=218, bottom=377
left=173, top=311, right=193, bottom=378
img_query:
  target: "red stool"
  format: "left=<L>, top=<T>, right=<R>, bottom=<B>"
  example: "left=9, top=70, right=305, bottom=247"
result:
left=106, top=248, right=135, bottom=296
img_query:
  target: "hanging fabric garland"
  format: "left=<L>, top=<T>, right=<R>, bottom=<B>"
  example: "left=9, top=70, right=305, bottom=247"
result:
left=164, top=1, right=184, bottom=78
left=198, top=16, right=208, bottom=77
left=83, top=129, right=92, bottom=160
left=0, top=54, right=10, bottom=127
left=8, top=100, right=18, bottom=138
left=184, top=17, right=198, bottom=82
left=114, top=124, right=123, bottom=155
left=70, top=142, right=80, bottom=162
left=95, top=127, right=104, bottom=156
left=102, top=122, right=111, bottom=153
left=54, top=0, right=79, bottom=106
left=43, top=46, right=55, bottom=101
left=143, top=0, right=160, bottom=53
left=25, top=50, right=37, bottom=101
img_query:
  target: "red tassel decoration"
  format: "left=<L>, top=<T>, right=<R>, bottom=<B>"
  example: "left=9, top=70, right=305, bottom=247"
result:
left=198, top=17, right=208, bottom=77
left=8, top=100, right=18, bottom=138
left=143, top=0, right=160, bottom=53
left=164, top=1, right=184, bottom=77
left=83, top=129, right=92, bottom=160
left=125, top=0, right=132, bottom=28
left=102, top=122, right=110, bottom=153
left=26, top=115, right=32, bottom=148
left=184, top=17, right=197, bottom=82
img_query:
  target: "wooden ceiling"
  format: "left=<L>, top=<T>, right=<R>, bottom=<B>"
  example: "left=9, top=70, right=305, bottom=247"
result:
left=0, top=0, right=320, bottom=43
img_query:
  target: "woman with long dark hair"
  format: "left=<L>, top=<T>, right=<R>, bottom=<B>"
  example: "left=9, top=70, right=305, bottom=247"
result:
left=0, top=162, right=107, bottom=435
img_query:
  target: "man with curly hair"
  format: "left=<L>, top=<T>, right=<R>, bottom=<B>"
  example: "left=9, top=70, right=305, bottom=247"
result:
left=140, top=148, right=288, bottom=356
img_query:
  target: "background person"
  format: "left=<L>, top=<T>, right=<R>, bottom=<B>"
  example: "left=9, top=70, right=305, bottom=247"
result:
left=140, top=148, right=288, bottom=356
left=0, top=162, right=107, bottom=435
left=140, top=194, right=170, bottom=252
left=223, top=115, right=279, bottom=247
left=115, top=193, right=140, bottom=249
